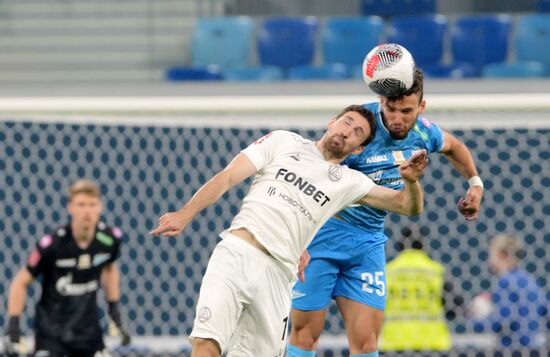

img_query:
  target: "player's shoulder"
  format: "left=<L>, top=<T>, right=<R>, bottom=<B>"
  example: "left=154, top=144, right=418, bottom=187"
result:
left=96, top=222, right=123, bottom=246
left=415, top=115, right=441, bottom=132
left=254, top=130, right=306, bottom=145
left=35, top=225, right=69, bottom=251
left=362, top=101, right=380, bottom=113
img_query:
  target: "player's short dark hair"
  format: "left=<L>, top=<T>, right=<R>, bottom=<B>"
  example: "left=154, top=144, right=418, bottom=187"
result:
left=68, top=179, right=101, bottom=201
left=335, top=104, right=376, bottom=146
left=385, top=67, right=424, bottom=104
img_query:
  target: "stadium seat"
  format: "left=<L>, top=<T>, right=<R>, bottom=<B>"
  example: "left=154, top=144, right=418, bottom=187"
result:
left=387, top=15, right=447, bottom=67
left=482, top=62, right=545, bottom=78
left=257, top=17, right=319, bottom=71
left=165, top=66, right=222, bottom=81
left=288, top=63, right=348, bottom=80
left=450, top=15, right=513, bottom=76
left=322, top=16, right=383, bottom=67
left=191, top=16, right=255, bottom=69
left=224, top=66, right=284, bottom=81
left=422, top=62, right=476, bottom=78
left=515, top=14, right=550, bottom=74
left=360, top=0, right=436, bottom=17
left=536, top=0, right=550, bottom=12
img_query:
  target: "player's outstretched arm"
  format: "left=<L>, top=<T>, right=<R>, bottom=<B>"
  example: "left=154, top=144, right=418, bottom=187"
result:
left=150, top=152, right=258, bottom=237
left=440, top=131, right=484, bottom=221
left=102, top=263, right=131, bottom=345
left=357, top=150, right=427, bottom=216
left=4, top=268, right=33, bottom=355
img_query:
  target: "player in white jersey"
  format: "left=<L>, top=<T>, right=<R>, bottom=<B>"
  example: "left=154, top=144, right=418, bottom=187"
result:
left=150, top=105, right=428, bottom=357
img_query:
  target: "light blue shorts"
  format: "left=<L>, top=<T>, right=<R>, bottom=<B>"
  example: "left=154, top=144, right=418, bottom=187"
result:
left=292, top=218, right=387, bottom=311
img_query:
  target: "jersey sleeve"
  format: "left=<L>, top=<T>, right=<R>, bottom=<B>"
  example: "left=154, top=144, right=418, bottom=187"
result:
left=26, top=234, right=56, bottom=277
left=346, top=168, right=377, bottom=203
left=240, top=130, right=288, bottom=171
left=416, top=116, right=444, bottom=153
left=107, top=226, right=123, bottom=264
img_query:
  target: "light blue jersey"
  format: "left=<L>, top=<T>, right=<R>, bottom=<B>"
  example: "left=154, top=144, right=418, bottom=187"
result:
left=292, top=102, right=444, bottom=311
left=340, top=102, right=444, bottom=235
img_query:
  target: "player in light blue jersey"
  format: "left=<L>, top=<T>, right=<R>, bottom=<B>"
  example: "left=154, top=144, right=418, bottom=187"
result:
left=288, top=68, right=484, bottom=357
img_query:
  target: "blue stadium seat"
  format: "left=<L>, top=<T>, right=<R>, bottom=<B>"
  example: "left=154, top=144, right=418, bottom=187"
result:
left=536, top=0, right=550, bottom=12
left=360, top=0, right=435, bottom=17
left=191, top=16, right=254, bottom=69
left=450, top=15, right=513, bottom=76
left=257, top=17, right=319, bottom=71
left=387, top=15, right=447, bottom=67
left=423, top=63, right=476, bottom=78
left=322, top=16, right=383, bottom=67
left=224, top=66, right=284, bottom=81
left=288, top=64, right=348, bottom=80
left=165, top=66, right=222, bottom=81
left=515, top=14, right=550, bottom=74
left=482, top=62, right=545, bottom=78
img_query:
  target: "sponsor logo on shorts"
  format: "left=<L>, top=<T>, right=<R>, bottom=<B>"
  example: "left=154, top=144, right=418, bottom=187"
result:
left=268, top=186, right=277, bottom=197
left=198, top=306, right=212, bottom=322
left=291, top=289, right=306, bottom=299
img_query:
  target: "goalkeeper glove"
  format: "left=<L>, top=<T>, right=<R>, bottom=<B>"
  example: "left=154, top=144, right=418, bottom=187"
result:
left=107, top=301, right=131, bottom=346
left=4, top=316, right=22, bottom=357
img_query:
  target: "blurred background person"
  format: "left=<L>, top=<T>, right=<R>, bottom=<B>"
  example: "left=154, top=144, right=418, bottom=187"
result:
left=3, top=180, right=130, bottom=357
left=379, top=225, right=452, bottom=353
left=466, top=233, right=548, bottom=349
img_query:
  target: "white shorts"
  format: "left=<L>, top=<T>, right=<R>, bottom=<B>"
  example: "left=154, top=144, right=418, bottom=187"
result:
left=190, top=233, right=293, bottom=356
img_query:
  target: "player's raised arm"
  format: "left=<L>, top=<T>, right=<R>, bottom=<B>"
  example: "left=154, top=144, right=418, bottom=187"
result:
left=440, top=130, right=484, bottom=221
left=150, top=152, right=258, bottom=237
left=356, top=150, right=427, bottom=215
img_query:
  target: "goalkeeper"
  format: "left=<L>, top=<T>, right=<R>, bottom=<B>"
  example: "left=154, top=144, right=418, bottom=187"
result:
left=4, top=180, right=130, bottom=357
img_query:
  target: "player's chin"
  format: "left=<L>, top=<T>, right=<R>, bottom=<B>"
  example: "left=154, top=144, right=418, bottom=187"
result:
left=326, top=143, right=346, bottom=156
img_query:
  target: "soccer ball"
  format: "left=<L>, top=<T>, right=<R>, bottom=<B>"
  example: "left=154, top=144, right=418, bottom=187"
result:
left=362, top=43, right=415, bottom=97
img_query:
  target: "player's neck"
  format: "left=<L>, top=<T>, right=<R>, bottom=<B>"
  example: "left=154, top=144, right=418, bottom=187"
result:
left=315, top=141, right=346, bottom=164
left=71, top=223, right=95, bottom=248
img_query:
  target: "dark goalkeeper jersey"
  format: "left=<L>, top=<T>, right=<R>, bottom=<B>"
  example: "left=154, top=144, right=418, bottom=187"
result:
left=26, top=222, right=121, bottom=349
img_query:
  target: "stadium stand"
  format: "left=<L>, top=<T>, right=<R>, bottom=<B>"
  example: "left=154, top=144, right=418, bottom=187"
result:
left=321, top=16, right=383, bottom=68
left=482, top=62, right=545, bottom=78
left=360, top=0, right=436, bottom=17
left=515, top=14, right=550, bottom=75
left=386, top=15, right=447, bottom=68
left=257, top=17, right=319, bottom=74
left=450, top=15, right=513, bottom=76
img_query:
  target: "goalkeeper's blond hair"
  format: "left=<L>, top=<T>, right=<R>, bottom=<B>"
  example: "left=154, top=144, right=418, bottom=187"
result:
left=68, top=180, right=101, bottom=201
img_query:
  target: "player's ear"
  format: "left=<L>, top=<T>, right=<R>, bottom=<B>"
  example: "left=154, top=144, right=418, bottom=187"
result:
left=67, top=201, right=74, bottom=215
left=418, top=99, right=426, bottom=114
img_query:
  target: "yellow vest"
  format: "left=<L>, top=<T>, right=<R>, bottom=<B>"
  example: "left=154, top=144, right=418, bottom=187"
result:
left=380, top=249, right=452, bottom=351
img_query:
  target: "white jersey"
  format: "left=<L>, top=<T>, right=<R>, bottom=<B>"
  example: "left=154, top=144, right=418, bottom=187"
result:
left=222, top=130, right=376, bottom=280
